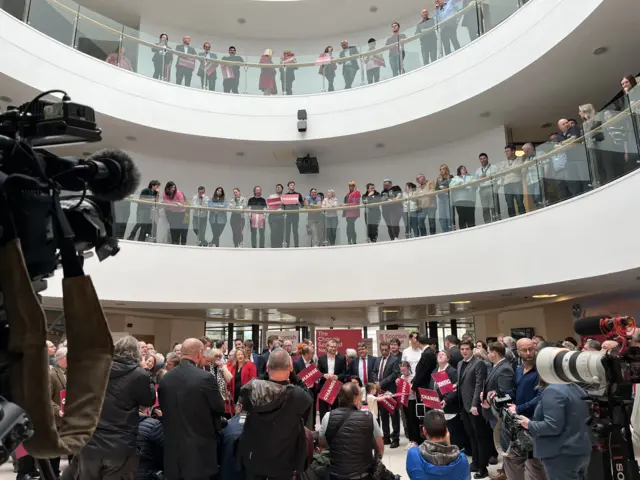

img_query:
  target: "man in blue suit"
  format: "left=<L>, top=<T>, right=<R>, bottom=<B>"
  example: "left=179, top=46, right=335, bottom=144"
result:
left=348, top=341, right=378, bottom=385
left=375, top=340, right=401, bottom=448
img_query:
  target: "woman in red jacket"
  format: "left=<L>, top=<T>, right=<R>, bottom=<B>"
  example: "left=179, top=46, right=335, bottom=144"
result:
left=343, top=180, right=361, bottom=244
left=227, top=349, right=257, bottom=408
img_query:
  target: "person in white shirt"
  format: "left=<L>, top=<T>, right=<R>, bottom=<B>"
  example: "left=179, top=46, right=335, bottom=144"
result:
left=402, top=332, right=425, bottom=376
left=191, top=186, right=210, bottom=246
left=318, top=339, right=347, bottom=422
left=366, top=383, right=380, bottom=422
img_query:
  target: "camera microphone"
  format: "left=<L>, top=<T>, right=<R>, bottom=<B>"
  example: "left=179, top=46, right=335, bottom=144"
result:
left=574, top=315, right=636, bottom=337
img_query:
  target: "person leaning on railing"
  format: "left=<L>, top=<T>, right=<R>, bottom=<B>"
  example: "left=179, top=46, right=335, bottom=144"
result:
left=619, top=75, right=640, bottom=174
left=449, top=166, right=476, bottom=229
left=175, top=36, right=197, bottom=87
left=435, top=0, right=461, bottom=56
left=191, top=186, right=210, bottom=247
left=435, top=165, right=454, bottom=232
left=221, top=46, right=244, bottom=94
left=415, top=173, right=436, bottom=236
left=343, top=181, right=361, bottom=244
left=128, top=180, right=160, bottom=242
left=362, top=183, right=382, bottom=243
left=305, top=188, right=324, bottom=247
left=363, top=38, right=385, bottom=84
left=321, top=189, right=339, bottom=246
left=198, top=42, right=218, bottom=91
left=474, top=152, right=501, bottom=224
left=416, top=8, right=437, bottom=66
left=339, top=40, right=360, bottom=90
left=280, top=50, right=298, bottom=95
left=163, top=181, right=188, bottom=245
left=318, top=46, right=337, bottom=92
left=208, top=187, right=227, bottom=247
left=499, top=144, right=525, bottom=218
left=152, top=33, right=173, bottom=82
left=228, top=188, right=248, bottom=247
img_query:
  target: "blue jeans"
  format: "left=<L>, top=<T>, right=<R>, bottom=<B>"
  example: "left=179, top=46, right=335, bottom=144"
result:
left=542, top=454, right=590, bottom=480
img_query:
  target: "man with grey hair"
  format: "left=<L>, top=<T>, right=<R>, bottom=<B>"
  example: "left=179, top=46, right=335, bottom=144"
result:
left=582, top=339, right=602, bottom=351
left=239, top=348, right=312, bottom=480
left=502, top=335, right=520, bottom=370
left=77, top=336, right=156, bottom=480
left=165, top=352, right=179, bottom=370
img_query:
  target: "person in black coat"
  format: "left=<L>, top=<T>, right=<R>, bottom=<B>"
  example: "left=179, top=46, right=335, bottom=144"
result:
left=175, top=36, right=197, bottom=87
left=77, top=336, right=156, bottom=480
left=444, top=335, right=463, bottom=369
left=294, top=345, right=319, bottom=430
left=347, top=342, right=378, bottom=384
left=258, top=335, right=282, bottom=379
left=361, top=183, right=382, bottom=242
left=152, top=33, right=173, bottom=81
left=430, top=350, right=467, bottom=452
left=412, top=336, right=438, bottom=395
left=158, top=338, right=226, bottom=480
left=317, top=338, right=347, bottom=422
left=338, top=40, right=359, bottom=89
left=375, top=341, right=401, bottom=448
left=482, top=342, right=515, bottom=428
left=136, top=411, right=164, bottom=480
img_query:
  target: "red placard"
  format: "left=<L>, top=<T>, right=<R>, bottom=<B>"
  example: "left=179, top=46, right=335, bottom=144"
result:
left=378, top=395, right=397, bottom=414
left=221, top=65, right=235, bottom=79
left=153, top=384, right=159, bottom=408
left=318, top=379, right=342, bottom=405
left=251, top=213, right=265, bottom=229
left=299, top=364, right=323, bottom=387
left=395, top=378, right=410, bottom=407
left=266, top=197, right=282, bottom=210
left=60, top=389, right=66, bottom=415
left=281, top=194, right=300, bottom=206
left=316, top=329, right=363, bottom=356
left=315, top=54, right=332, bottom=65
left=431, top=371, right=454, bottom=395
left=15, top=444, right=28, bottom=459
left=418, top=388, right=442, bottom=409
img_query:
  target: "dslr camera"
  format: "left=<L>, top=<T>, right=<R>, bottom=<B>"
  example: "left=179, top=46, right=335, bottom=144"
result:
left=491, top=393, right=533, bottom=457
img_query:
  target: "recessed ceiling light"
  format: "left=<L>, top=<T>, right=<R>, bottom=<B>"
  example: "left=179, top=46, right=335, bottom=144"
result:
left=451, top=301, right=471, bottom=305
left=369, top=5, right=378, bottom=12
left=479, top=111, right=491, bottom=118
left=541, top=122, right=552, bottom=129
left=532, top=294, right=558, bottom=299
left=0, top=96, right=13, bottom=103
left=125, top=135, right=137, bottom=141
left=375, top=143, right=385, bottom=148
left=592, top=46, right=608, bottom=55
left=236, top=151, right=245, bottom=157
left=237, top=17, right=246, bottom=24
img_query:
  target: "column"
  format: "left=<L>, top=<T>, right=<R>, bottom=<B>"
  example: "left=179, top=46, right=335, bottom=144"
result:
left=227, top=322, right=234, bottom=351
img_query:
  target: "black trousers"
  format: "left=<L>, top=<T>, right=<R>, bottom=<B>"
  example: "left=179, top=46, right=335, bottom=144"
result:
left=389, top=53, right=403, bottom=77
left=223, top=78, right=240, bottom=93
left=78, top=450, right=138, bottom=480
left=319, top=399, right=332, bottom=425
left=366, top=68, right=380, bottom=84
left=208, top=220, right=226, bottom=247
left=403, top=400, right=421, bottom=443
left=460, top=409, right=493, bottom=471
left=285, top=214, right=299, bottom=247
left=441, top=24, right=461, bottom=55
left=230, top=214, right=244, bottom=247
left=269, top=216, right=284, bottom=247
left=420, top=38, right=437, bottom=65
left=166, top=211, right=187, bottom=245
left=367, top=223, right=379, bottom=242
left=193, top=215, right=208, bottom=245
left=251, top=227, right=265, bottom=248
left=176, top=67, right=193, bottom=86
left=128, top=221, right=152, bottom=241
left=504, top=182, right=525, bottom=217
left=446, top=414, right=469, bottom=452
left=380, top=407, right=400, bottom=441
left=455, top=204, right=476, bottom=229
left=325, top=216, right=338, bottom=246
left=325, top=74, right=335, bottom=92
left=345, top=217, right=358, bottom=244
left=343, top=68, right=357, bottom=89
left=383, top=210, right=402, bottom=240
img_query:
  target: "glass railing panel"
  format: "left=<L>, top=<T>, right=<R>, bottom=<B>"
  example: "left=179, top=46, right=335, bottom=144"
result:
left=280, top=53, right=319, bottom=95
left=0, top=0, right=28, bottom=20
left=435, top=1, right=479, bottom=60
left=75, top=8, right=125, bottom=68
left=478, top=0, right=522, bottom=34
left=26, top=0, right=78, bottom=46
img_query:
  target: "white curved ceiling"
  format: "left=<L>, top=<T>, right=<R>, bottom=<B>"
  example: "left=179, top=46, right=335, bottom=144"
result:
left=1, top=0, right=627, bottom=147
left=40, top=170, right=640, bottom=309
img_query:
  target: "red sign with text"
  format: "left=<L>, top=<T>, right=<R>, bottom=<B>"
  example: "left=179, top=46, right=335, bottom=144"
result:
left=60, top=389, right=66, bottom=414
left=153, top=384, right=159, bottom=408
left=316, top=329, right=363, bottom=356
left=395, top=378, right=410, bottom=407
left=378, top=395, right=397, bottom=414
left=299, top=364, right=323, bottom=387
left=418, top=388, right=442, bottom=409
left=431, top=371, right=454, bottom=395
left=318, top=379, right=343, bottom=405
left=282, top=194, right=300, bottom=205
left=266, top=197, right=282, bottom=210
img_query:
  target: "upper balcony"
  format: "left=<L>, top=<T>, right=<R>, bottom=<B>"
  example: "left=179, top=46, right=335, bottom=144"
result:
left=1, top=0, right=637, bottom=148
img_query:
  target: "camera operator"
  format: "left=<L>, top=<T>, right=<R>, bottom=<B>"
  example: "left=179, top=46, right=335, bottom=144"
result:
left=239, top=348, right=313, bottom=480
left=517, top=345, right=592, bottom=480
left=499, top=338, right=547, bottom=480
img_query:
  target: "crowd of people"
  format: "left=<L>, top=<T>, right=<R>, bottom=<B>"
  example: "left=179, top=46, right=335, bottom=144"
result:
left=29, top=327, right=631, bottom=480
left=121, top=76, right=639, bottom=248
left=104, top=2, right=502, bottom=94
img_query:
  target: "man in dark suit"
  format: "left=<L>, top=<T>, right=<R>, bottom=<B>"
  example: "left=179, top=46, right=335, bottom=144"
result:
left=258, top=335, right=281, bottom=379
left=317, top=338, right=347, bottom=422
left=348, top=341, right=378, bottom=385
left=159, top=338, right=226, bottom=480
left=482, top=342, right=515, bottom=428
left=374, top=340, right=401, bottom=448
left=338, top=40, right=359, bottom=89
left=243, top=339, right=260, bottom=365
left=445, top=334, right=463, bottom=369
left=175, top=35, right=197, bottom=87
left=412, top=336, right=437, bottom=395
left=294, top=344, right=318, bottom=429
left=457, top=340, right=492, bottom=479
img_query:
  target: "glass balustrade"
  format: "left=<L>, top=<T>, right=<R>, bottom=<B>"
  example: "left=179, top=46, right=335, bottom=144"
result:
left=5, top=0, right=537, bottom=96
left=110, top=84, right=640, bottom=248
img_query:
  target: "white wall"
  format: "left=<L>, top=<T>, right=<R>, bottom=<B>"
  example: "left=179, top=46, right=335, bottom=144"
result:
left=41, top=169, right=640, bottom=308
left=0, top=0, right=603, bottom=141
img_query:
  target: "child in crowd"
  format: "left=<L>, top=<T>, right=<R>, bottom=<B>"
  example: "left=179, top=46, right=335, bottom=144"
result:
left=366, top=383, right=380, bottom=422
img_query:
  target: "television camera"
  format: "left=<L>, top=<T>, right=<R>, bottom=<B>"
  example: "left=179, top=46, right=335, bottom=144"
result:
left=0, top=90, right=140, bottom=479
left=491, top=393, right=533, bottom=457
left=537, top=315, right=640, bottom=480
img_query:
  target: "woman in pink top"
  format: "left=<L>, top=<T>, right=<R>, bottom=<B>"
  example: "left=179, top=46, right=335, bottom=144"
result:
left=105, top=46, right=133, bottom=71
left=163, top=181, right=187, bottom=245
left=343, top=180, right=361, bottom=244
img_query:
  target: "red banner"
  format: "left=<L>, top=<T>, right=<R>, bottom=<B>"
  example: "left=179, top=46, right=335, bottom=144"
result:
left=316, top=329, right=363, bottom=356
left=266, top=197, right=282, bottom=210
left=395, top=378, right=410, bottom=407
left=299, top=364, right=323, bottom=388
left=282, top=194, right=300, bottom=206
left=15, top=444, right=28, bottom=459
left=251, top=213, right=265, bottom=229
left=378, top=395, right=397, bottom=414
left=60, top=389, right=66, bottom=415
left=318, top=379, right=342, bottom=405
left=418, top=388, right=442, bottom=409
left=153, top=384, right=159, bottom=408
left=431, top=371, right=454, bottom=395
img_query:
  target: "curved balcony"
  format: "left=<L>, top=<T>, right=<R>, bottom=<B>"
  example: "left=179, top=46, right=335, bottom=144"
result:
left=39, top=88, right=640, bottom=307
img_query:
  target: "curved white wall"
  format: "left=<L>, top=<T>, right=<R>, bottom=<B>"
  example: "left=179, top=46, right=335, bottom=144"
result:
left=0, top=0, right=601, bottom=142
left=41, top=170, right=640, bottom=307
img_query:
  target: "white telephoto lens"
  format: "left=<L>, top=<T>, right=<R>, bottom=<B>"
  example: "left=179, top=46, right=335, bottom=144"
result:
left=537, top=347, right=607, bottom=389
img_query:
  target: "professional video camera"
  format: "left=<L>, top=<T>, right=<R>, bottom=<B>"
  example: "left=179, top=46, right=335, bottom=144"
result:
left=491, top=393, right=533, bottom=457
left=537, top=315, right=640, bottom=480
left=0, top=90, right=140, bottom=479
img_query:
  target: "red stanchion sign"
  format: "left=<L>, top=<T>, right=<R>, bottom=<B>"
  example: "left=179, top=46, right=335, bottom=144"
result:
left=299, top=364, right=323, bottom=387
left=395, top=378, right=410, bottom=407
left=60, top=389, right=66, bottom=414
left=431, top=371, right=455, bottom=395
left=378, top=395, right=397, bottom=414
left=418, top=388, right=442, bottom=409
left=318, top=379, right=342, bottom=405
left=153, top=384, right=159, bottom=408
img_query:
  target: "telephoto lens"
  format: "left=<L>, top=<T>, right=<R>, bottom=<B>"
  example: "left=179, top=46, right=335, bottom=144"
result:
left=537, top=347, right=607, bottom=389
